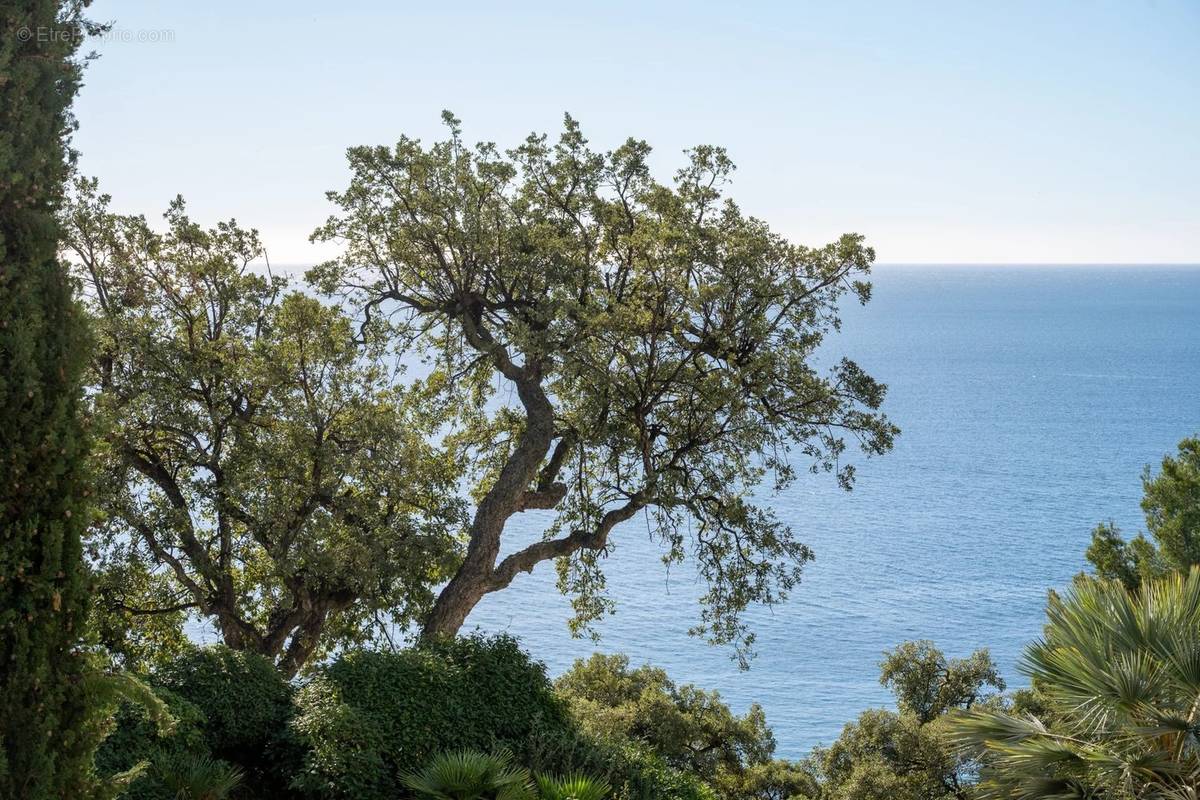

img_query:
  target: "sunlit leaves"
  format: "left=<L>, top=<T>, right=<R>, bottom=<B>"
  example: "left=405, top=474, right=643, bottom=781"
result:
left=63, top=178, right=467, bottom=674
left=314, top=113, right=897, bottom=659
left=817, top=642, right=1004, bottom=800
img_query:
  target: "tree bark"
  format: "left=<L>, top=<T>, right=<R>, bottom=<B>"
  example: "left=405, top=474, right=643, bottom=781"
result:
left=420, top=310, right=650, bottom=641
left=422, top=371, right=557, bottom=639
left=421, top=402, right=648, bottom=640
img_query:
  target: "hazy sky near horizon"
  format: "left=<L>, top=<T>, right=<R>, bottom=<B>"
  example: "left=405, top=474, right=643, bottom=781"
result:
left=72, top=1, right=1199, bottom=266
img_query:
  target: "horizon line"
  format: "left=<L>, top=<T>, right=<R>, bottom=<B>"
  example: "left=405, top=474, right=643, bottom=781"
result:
left=873, top=261, right=1200, bottom=267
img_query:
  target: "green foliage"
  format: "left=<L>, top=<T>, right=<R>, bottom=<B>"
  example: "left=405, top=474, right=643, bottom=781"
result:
left=62, top=177, right=466, bottom=675
left=90, top=558, right=192, bottom=673
left=69, top=670, right=177, bottom=800
left=0, top=2, right=112, bottom=797
left=403, top=750, right=535, bottom=800
left=94, top=687, right=207, bottom=800
left=536, top=771, right=612, bottom=800
left=1086, top=437, right=1200, bottom=590
left=1143, top=438, right=1200, bottom=564
left=291, top=635, right=570, bottom=800
left=813, top=641, right=1004, bottom=800
left=312, top=112, right=896, bottom=656
left=153, top=647, right=293, bottom=758
left=157, top=755, right=244, bottom=800
left=1085, top=521, right=1148, bottom=591
left=952, top=568, right=1200, bottom=799
left=555, top=653, right=777, bottom=798
left=292, top=636, right=708, bottom=800
left=96, top=646, right=293, bottom=800
left=521, top=727, right=714, bottom=800
left=878, top=640, right=1005, bottom=725
left=402, top=750, right=617, bottom=800
left=713, top=759, right=816, bottom=800
left=92, top=638, right=713, bottom=800
left=819, top=710, right=958, bottom=800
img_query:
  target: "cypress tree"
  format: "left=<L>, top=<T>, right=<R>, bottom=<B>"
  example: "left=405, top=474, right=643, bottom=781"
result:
left=1, top=2, right=101, bottom=796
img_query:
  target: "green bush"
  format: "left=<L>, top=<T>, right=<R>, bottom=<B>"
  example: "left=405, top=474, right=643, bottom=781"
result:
left=593, top=743, right=714, bottom=800
left=291, top=635, right=709, bottom=800
left=94, top=687, right=208, bottom=800
left=154, top=646, right=294, bottom=756
left=154, top=646, right=297, bottom=797
left=99, top=637, right=710, bottom=800
left=520, top=727, right=714, bottom=800
left=555, top=653, right=775, bottom=796
left=96, top=645, right=296, bottom=799
left=291, top=635, right=570, bottom=799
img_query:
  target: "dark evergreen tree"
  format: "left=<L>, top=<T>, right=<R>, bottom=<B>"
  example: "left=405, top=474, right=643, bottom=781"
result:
left=1, top=2, right=103, bottom=796
left=1086, top=436, right=1200, bottom=590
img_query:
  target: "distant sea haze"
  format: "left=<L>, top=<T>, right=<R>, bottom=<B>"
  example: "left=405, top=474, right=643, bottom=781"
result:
left=467, top=264, right=1200, bottom=756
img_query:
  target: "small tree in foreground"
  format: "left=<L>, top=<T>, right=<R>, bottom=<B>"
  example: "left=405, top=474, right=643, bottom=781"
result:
left=556, top=653, right=776, bottom=797
left=312, top=113, right=897, bottom=659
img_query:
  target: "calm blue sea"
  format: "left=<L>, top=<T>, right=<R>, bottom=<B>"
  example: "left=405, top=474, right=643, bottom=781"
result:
left=467, top=265, right=1200, bottom=757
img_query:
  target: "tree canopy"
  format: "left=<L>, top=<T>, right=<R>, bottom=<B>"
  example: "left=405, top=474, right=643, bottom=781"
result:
left=311, top=112, right=897, bottom=659
left=815, top=641, right=1005, bottom=800
left=556, top=653, right=814, bottom=800
left=1086, top=436, right=1200, bottom=591
left=64, top=178, right=465, bottom=676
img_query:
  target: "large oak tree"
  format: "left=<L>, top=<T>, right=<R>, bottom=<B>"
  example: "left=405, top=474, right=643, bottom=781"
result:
left=64, top=179, right=465, bottom=676
left=312, top=114, right=897, bottom=659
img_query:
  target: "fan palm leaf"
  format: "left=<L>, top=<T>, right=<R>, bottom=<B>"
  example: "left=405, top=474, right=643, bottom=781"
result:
left=952, top=567, right=1200, bottom=797
left=402, top=750, right=535, bottom=800
left=157, top=754, right=243, bottom=800
left=535, top=772, right=612, bottom=800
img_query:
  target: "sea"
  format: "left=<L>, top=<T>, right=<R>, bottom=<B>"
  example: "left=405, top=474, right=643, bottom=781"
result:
left=465, top=265, right=1200, bottom=757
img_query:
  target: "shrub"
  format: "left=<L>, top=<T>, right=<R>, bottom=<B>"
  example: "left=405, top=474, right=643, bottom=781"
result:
left=291, top=635, right=709, bottom=800
left=291, top=635, right=570, bottom=799
left=100, top=637, right=712, bottom=800
left=555, top=654, right=775, bottom=785
left=154, top=646, right=294, bottom=756
left=94, top=687, right=208, bottom=800
left=95, top=645, right=296, bottom=799
left=521, top=727, right=714, bottom=800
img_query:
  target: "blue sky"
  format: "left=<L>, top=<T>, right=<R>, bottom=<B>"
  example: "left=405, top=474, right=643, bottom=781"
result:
left=73, top=1, right=1199, bottom=265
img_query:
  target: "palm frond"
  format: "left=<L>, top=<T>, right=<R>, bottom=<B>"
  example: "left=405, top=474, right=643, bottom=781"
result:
left=157, top=754, right=243, bottom=800
left=402, top=749, right=535, bottom=800
left=953, top=568, right=1200, bottom=798
left=535, top=772, right=612, bottom=800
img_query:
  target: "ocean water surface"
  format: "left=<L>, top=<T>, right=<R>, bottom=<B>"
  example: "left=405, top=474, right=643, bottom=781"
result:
left=467, top=265, right=1200, bottom=757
